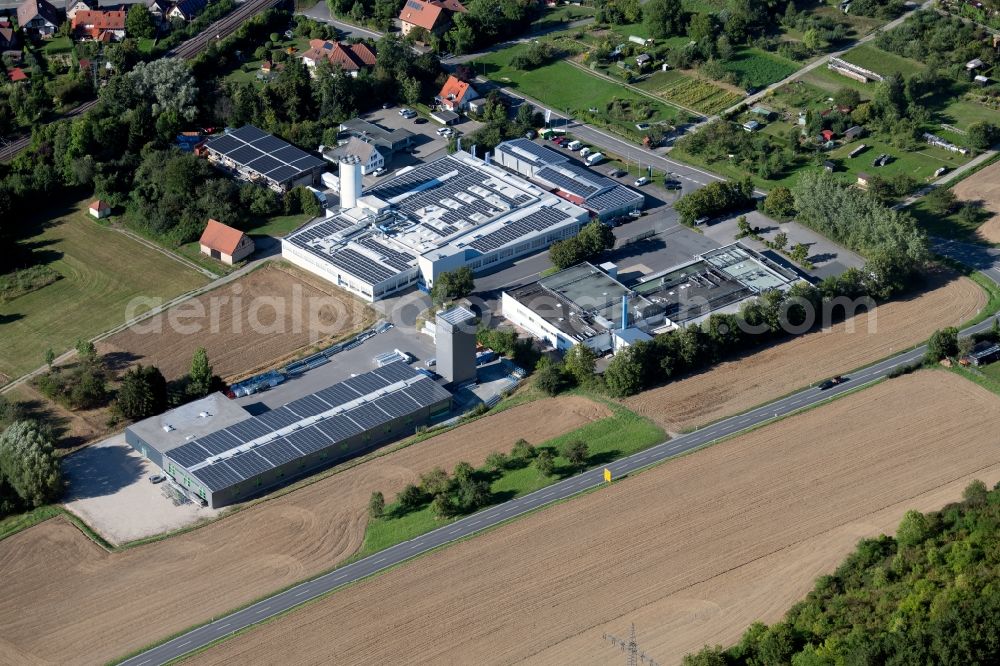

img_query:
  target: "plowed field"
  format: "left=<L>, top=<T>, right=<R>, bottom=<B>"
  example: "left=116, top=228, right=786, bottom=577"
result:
left=187, top=371, right=1000, bottom=666
left=626, top=272, right=984, bottom=432
left=953, top=160, right=1000, bottom=244
left=0, top=396, right=610, bottom=665
left=97, top=263, right=374, bottom=382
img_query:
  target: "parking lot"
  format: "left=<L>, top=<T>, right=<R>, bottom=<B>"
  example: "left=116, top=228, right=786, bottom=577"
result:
left=61, top=435, right=220, bottom=545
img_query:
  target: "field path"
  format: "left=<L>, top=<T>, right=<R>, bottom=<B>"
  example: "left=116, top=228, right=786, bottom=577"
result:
left=186, top=371, right=1000, bottom=665
left=0, top=396, right=609, bottom=665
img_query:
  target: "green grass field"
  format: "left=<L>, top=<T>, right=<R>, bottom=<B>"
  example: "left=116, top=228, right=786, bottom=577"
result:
left=353, top=402, right=665, bottom=560
left=40, top=36, right=73, bottom=56
left=472, top=45, right=682, bottom=127
left=840, top=43, right=924, bottom=78
left=0, top=202, right=209, bottom=381
left=724, top=47, right=799, bottom=88
left=530, top=3, right=596, bottom=31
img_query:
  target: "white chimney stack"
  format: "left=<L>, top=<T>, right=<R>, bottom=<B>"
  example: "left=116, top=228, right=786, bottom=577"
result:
left=339, top=157, right=362, bottom=209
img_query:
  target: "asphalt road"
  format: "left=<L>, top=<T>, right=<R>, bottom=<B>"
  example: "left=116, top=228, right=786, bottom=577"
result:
left=117, top=243, right=1000, bottom=666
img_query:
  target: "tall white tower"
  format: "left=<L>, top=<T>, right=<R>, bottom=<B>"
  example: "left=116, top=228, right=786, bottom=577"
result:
left=339, top=156, right=363, bottom=209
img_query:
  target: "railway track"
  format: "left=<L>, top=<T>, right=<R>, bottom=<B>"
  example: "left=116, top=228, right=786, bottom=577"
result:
left=0, top=0, right=283, bottom=162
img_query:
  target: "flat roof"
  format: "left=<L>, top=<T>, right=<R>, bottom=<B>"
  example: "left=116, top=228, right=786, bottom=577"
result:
left=204, top=125, right=325, bottom=184
left=286, top=152, right=588, bottom=287
left=532, top=162, right=644, bottom=214
left=437, top=305, right=476, bottom=326
left=634, top=243, right=799, bottom=325
left=507, top=262, right=658, bottom=341
left=494, top=138, right=567, bottom=168
left=339, top=118, right=414, bottom=145
left=163, top=362, right=452, bottom=492
left=127, top=394, right=253, bottom=455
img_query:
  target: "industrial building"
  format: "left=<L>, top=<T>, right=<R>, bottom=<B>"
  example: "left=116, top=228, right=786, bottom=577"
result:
left=202, top=125, right=327, bottom=192
left=125, top=362, right=452, bottom=508
left=633, top=243, right=801, bottom=330
left=436, top=305, right=477, bottom=384
left=281, top=151, right=590, bottom=302
left=493, top=139, right=644, bottom=221
left=502, top=262, right=661, bottom=354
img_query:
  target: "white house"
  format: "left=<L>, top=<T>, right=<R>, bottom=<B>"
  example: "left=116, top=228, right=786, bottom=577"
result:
left=324, top=137, right=385, bottom=175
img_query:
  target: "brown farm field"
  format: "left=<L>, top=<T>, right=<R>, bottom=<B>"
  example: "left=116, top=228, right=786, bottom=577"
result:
left=0, top=396, right=610, bottom=666
left=626, top=272, right=985, bottom=432
left=186, top=371, right=1000, bottom=666
left=953, top=160, right=1000, bottom=244
left=97, top=263, right=375, bottom=382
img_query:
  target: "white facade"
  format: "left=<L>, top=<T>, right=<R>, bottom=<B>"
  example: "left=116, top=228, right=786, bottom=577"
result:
left=501, top=292, right=608, bottom=352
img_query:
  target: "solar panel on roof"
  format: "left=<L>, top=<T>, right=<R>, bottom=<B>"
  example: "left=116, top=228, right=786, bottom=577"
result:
left=286, top=394, right=332, bottom=418
left=344, top=402, right=391, bottom=430
left=225, top=450, right=273, bottom=479
left=267, top=165, right=300, bottom=184
left=252, top=135, right=286, bottom=152
left=285, top=426, right=332, bottom=454
left=315, top=415, right=364, bottom=442
left=403, top=378, right=452, bottom=408
left=374, top=391, right=419, bottom=418
left=227, top=144, right=261, bottom=165
left=224, top=418, right=271, bottom=443
left=167, top=441, right=213, bottom=468
left=372, top=361, right=418, bottom=384
left=248, top=154, right=282, bottom=173
left=206, top=134, right=241, bottom=153
left=231, top=125, right=269, bottom=142
left=197, top=430, right=242, bottom=455
left=256, top=406, right=300, bottom=430
left=315, top=383, right=362, bottom=408
left=343, top=372, right=390, bottom=396
left=254, top=438, right=303, bottom=467
left=192, top=461, right=243, bottom=491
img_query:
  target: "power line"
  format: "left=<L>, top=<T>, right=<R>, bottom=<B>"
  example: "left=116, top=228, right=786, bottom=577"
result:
left=603, top=623, right=660, bottom=666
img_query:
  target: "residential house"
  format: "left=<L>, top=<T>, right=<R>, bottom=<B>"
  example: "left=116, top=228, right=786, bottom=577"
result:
left=89, top=199, right=111, bottom=219
left=65, top=0, right=97, bottom=21
left=147, top=0, right=170, bottom=21
left=72, top=8, right=127, bottom=41
left=17, top=0, right=62, bottom=39
left=398, top=0, right=466, bottom=37
left=436, top=74, right=478, bottom=111
left=323, top=137, right=385, bottom=175
left=819, top=129, right=835, bottom=142
left=166, top=0, right=208, bottom=22
left=0, top=23, right=20, bottom=52
left=337, top=117, right=414, bottom=157
left=300, top=39, right=377, bottom=77
left=844, top=125, right=865, bottom=141
left=199, top=219, right=255, bottom=265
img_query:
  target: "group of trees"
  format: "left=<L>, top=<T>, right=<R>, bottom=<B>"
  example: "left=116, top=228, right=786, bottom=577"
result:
left=431, top=267, right=475, bottom=305
left=676, top=121, right=796, bottom=181
left=462, top=92, right=542, bottom=153
left=674, top=178, right=755, bottom=225
left=684, top=480, right=1000, bottom=664
left=876, top=10, right=997, bottom=78
left=476, top=327, right=541, bottom=371
left=548, top=220, right=616, bottom=270
left=0, top=420, right=62, bottom=518
left=35, top=340, right=109, bottom=410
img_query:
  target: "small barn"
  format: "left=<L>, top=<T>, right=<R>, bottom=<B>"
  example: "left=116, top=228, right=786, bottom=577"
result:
left=199, top=219, right=254, bottom=265
left=88, top=199, right=111, bottom=219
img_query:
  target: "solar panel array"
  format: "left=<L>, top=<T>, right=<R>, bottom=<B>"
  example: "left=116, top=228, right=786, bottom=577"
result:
left=165, top=362, right=452, bottom=493
left=496, top=139, right=566, bottom=166
left=356, top=237, right=414, bottom=272
left=535, top=164, right=614, bottom=198
left=205, top=126, right=325, bottom=186
left=469, top=207, right=573, bottom=253
left=585, top=185, right=643, bottom=213
left=288, top=218, right=355, bottom=245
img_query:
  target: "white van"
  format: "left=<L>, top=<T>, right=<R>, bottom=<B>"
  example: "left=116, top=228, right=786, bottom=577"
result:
left=585, top=152, right=605, bottom=166
left=579, top=147, right=591, bottom=158
left=567, top=140, right=583, bottom=151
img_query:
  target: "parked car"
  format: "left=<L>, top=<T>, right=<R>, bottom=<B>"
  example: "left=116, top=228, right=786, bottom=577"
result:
left=382, top=102, right=393, bottom=109
left=524, top=129, right=536, bottom=139
left=585, top=152, right=605, bottom=165
left=436, top=127, right=449, bottom=136
left=567, top=140, right=583, bottom=151
left=633, top=176, right=650, bottom=186
left=149, top=474, right=166, bottom=484
left=399, top=108, right=414, bottom=116
left=635, top=123, right=650, bottom=131
left=579, top=147, right=592, bottom=158
left=663, top=178, right=682, bottom=190
left=414, top=117, right=427, bottom=124
left=553, top=136, right=566, bottom=145
left=425, top=357, right=436, bottom=368
left=606, top=168, right=626, bottom=178
left=373, top=167, right=388, bottom=176
left=694, top=216, right=711, bottom=226
left=628, top=209, right=642, bottom=218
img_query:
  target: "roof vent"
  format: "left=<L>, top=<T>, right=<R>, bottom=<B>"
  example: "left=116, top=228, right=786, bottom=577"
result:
left=199, top=411, right=211, bottom=418
left=162, top=424, right=174, bottom=432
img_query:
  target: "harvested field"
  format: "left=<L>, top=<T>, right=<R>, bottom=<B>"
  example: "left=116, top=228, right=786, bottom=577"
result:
left=626, top=272, right=984, bottom=432
left=97, top=263, right=374, bottom=382
left=953, top=160, right=1000, bottom=244
left=187, top=371, right=1000, bottom=666
left=0, top=396, right=610, bottom=665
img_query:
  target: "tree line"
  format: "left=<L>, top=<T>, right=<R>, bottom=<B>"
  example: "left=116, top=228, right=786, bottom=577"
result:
left=684, top=480, right=1000, bottom=664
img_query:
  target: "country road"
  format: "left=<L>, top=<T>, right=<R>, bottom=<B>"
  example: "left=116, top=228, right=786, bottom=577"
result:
left=115, top=242, right=1000, bottom=666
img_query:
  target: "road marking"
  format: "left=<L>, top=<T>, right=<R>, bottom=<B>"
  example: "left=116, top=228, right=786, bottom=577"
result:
left=178, top=641, right=190, bottom=647
left=255, top=607, right=270, bottom=614
left=218, top=624, right=230, bottom=630
left=294, top=590, right=309, bottom=597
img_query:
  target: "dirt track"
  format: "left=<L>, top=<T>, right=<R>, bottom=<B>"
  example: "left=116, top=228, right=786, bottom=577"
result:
left=0, top=396, right=610, bottom=666
left=953, top=160, right=1000, bottom=244
left=626, top=272, right=984, bottom=432
left=97, top=264, right=374, bottom=382
left=186, top=372, right=1000, bottom=666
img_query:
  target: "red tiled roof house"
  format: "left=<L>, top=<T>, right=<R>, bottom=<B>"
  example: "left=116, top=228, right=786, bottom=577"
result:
left=199, top=219, right=254, bottom=265
left=300, top=39, right=376, bottom=77
left=89, top=199, right=111, bottom=219
left=71, top=8, right=127, bottom=42
left=398, top=0, right=466, bottom=37
left=436, top=74, right=478, bottom=112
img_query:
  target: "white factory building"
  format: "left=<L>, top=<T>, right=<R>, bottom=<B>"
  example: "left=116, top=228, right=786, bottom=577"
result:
left=281, top=151, right=590, bottom=302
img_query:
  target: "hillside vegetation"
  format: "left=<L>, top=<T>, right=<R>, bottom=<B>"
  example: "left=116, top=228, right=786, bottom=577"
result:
left=684, top=480, right=1000, bottom=664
